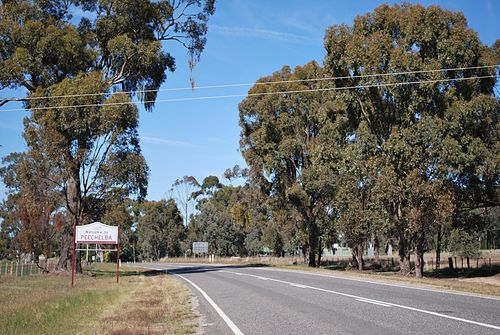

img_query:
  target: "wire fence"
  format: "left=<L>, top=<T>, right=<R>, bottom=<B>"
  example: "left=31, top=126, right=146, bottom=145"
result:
left=0, top=260, right=57, bottom=277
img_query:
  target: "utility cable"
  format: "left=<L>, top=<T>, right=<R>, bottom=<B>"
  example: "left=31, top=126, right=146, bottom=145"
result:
left=1, top=74, right=497, bottom=113
left=3, top=64, right=498, bottom=102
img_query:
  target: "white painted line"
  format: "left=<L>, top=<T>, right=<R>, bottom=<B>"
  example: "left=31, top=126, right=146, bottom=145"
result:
left=356, top=298, right=392, bottom=307
left=221, top=270, right=500, bottom=331
left=290, top=283, right=308, bottom=289
left=257, top=276, right=269, bottom=281
left=252, top=267, right=500, bottom=301
left=177, top=274, right=245, bottom=335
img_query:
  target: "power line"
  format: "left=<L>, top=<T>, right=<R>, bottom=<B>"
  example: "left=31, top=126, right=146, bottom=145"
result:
left=1, top=74, right=497, bottom=113
left=5, top=64, right=498, bottom=102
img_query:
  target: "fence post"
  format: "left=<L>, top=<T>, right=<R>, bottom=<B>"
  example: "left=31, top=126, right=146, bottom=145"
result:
left=21, top=263, right=24, bottom=277
left=10, top=262, right=13, bottom=276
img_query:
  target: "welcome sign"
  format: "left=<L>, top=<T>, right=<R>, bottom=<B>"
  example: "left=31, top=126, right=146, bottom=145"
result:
left=75, top=222, right=119, bottom=244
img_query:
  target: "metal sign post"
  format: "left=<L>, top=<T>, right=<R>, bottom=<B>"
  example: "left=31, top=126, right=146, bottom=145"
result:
left=71, top=222, right=120, bottom=287
left=116, top=224, right=120, bottom=284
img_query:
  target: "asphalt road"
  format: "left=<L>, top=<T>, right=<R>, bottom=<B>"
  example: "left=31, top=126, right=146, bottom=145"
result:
left=139, top=263, right=500, bottom=335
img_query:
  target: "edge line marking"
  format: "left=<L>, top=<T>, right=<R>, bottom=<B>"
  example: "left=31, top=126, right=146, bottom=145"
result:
left=221, top=270, right=500, bottom=331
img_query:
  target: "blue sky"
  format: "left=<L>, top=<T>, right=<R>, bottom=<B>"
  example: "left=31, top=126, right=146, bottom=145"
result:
left=0, top=0, right=499, bottom=202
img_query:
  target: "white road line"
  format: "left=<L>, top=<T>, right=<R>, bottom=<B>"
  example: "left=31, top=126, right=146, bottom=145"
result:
left=177, top=274, right=245, bottom=335
left=290, top=283, right=308, bottom=289
left=221, top=270, right=500, bottom=331
left=356, top=298, right=392, bottom=307
left=252, top=267, right=500, bottom=301
left=142, top=266, right=244, bottom=335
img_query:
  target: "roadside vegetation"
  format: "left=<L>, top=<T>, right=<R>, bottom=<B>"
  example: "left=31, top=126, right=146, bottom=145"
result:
left=0, top=265, right=197, bottom=335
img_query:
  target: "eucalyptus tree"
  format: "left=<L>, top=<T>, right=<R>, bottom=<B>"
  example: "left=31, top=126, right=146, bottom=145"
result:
left=171, top=176, right=200, bottom=226
left=136, top=199, right=184, bottom=260
left=0, top=0, right=215, bottom=271
left=239, top=61, right=337, bottom=267
left=0, top=152, right=61, bottom=270
left=324, top=3, right=498, bottom=276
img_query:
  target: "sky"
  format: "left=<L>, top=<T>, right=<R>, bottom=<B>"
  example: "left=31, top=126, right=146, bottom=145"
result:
left=0, top=0, right=499, bottom=202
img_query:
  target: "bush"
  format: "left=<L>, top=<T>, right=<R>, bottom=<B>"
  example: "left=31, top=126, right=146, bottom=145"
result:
left=448, top=229, right=481, bottom=259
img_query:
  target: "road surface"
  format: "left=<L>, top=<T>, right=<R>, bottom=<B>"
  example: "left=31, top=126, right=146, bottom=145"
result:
left=139, top=263, right=500, bottom=335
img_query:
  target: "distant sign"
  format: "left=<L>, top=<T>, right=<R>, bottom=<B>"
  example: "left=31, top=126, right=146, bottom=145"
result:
left=75, top=222, right=119, bottom=244
left=192, top=242, right=209, bottom=253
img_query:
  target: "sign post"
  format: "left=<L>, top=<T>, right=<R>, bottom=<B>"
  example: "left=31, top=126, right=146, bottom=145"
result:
left=71, top=222, right=120, bottom=287
left=116, top=224, right=120, bottom=284
left=71, top=224, right=76, bottom=288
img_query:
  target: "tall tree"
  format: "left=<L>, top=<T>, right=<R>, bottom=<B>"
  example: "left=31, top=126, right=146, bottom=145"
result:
left=239, top=61, right=336, bottom=267
left=171, top=176, right=200, bottom=226
left=324, top=3, right=498, bottom=275
left=0, top=152, right=61, bottom=270
left=0, top=0, right=216, bottom=271
left=137, top=199, right=184, bottom=260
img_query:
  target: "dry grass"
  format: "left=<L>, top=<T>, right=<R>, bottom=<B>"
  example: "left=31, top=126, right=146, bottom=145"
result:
left=82, top=274, right=198, bottom=335
left=274, top=264, right=500, bottom=297
left=0, top=265, right=198, bottom=335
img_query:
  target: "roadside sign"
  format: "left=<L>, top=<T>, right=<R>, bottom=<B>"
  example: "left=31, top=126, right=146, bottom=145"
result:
left=192, top=242, right=209, bottom=253
left=75, top=222, right=119, bottom=244
left=72, top=222, right=121, bottom=287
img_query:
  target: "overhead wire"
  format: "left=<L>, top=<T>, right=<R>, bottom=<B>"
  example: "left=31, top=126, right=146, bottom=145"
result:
left=1, top=74, right=497, bottom=113
left=3, top=64, right=498, bottom=102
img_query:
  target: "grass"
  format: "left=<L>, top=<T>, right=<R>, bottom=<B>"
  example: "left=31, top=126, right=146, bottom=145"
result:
left=273, top=263, right=500, bottom=297
left=0, top=264, right=198, bottom=335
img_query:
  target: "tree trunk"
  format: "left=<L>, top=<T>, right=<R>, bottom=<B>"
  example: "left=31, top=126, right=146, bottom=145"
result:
left=308, top=233, right=317, bottom=267
left=317, top=236, right=322, bottom=268
left=395, top=200, right=411, bottom=275
left=56, top=223, right=73, bottom=271
left=307, top=221, right=318, bottom=267
left=65, top=174, right=83, bottom=273
left=414, top=249, right=424, bottom=278
left=435, top=226, right=442, bottom=270
left=355, top=244, right=364, bottom=271
left=301, top=244, right=308, bottom=264
left=398, top=229, right=411, bottom=275
left=373, top=232, right=380, bottom=264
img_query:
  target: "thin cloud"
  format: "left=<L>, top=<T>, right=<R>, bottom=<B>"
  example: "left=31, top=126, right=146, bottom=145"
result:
left=0, top=121, right=22, bottom=131
left=209, top=24, right=316, bottom=44
left=206, top=137, right=224, bottom=142
left=140, top=136, right=198, bottom=148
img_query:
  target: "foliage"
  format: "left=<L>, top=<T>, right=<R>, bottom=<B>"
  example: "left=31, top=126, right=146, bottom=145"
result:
left=136, top=199, right=184, bottom=260
left=323, top=3, right=498, bottom=275
left=448, top=229, right=481, bottom=259
left=239, top=61, right=337, bottom=266
left=171, top=176, right=200, bottom=226
left=0, top=152, right=60, bottom=265
left=0, top=0, right=215, bottom=270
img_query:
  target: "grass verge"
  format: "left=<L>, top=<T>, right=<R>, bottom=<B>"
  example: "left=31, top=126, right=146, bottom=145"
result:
left=274, top=263, right=500, bottom=297
left=0, top=264, right=198, bottom=335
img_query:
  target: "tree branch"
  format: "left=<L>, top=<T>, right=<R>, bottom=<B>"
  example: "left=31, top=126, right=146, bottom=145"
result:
left=0, top=97, right=28, bottom=107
